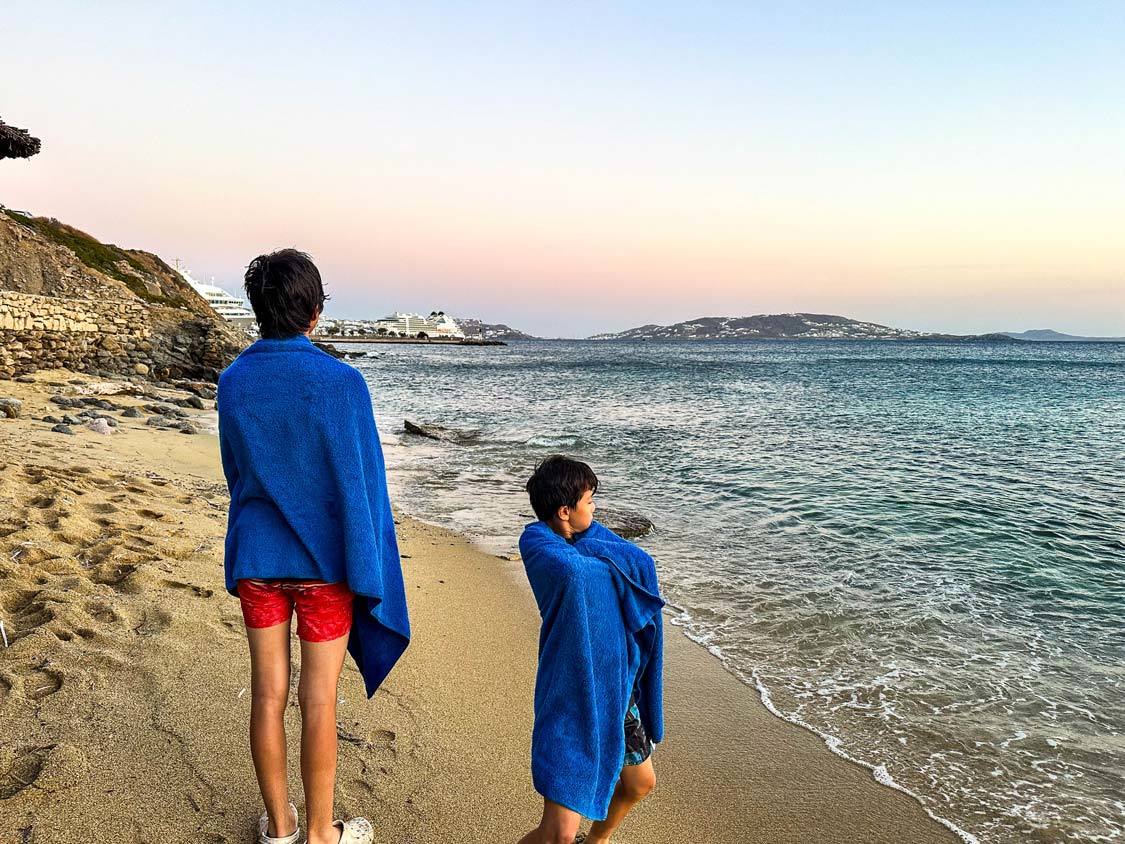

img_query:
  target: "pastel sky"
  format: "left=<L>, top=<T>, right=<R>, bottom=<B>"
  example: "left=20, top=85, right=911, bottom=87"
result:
left=3, top=2, right=1122, bottom=337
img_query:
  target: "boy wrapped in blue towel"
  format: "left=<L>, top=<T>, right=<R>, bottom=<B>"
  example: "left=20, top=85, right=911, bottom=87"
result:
left=516, top=456, right=664, bottom=844
left=218, top=249, right=407, bottom=844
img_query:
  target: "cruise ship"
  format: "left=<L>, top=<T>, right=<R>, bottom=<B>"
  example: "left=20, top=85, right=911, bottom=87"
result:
left=171, top=260, right=257, bottom=329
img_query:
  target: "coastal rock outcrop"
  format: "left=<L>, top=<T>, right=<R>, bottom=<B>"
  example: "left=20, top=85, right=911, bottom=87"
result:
left=594, top=507, right=655, bottom=539
left=0, top=209, right=250, bottom=382
left=312, top=341, right=346, bottom=360
left=403, top=419, right=482, bottom=444
left=515, top=507, right=656, bottom=539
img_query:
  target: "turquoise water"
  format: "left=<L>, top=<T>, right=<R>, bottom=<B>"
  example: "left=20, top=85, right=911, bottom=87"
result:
left=353, top=340, right=1125, bottom=843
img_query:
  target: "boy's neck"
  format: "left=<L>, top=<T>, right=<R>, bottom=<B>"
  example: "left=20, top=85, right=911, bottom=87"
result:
left=546, top=518, right=574, bottom=541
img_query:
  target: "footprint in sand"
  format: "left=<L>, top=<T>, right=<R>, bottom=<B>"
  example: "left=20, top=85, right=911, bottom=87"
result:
left=1, top=590, right=54, bottom=642
left=81, top=536, right=121, bottom=567
left=137, top=509, right=165, bottom=521
left=132, top=607, right=172, bottom=636
left=0, top=745, right=53, bottom=799
left=123, top=535, right=154, bottom=553
left=23, top=468, right=52, bottom=485
left=337, top=725, right=398, bottom=763
left=85, top=600, right=119, bottom=625
left=370, top=729, right=396, bottom=748
left=161, top=579, right=214, bottom=599
left=88, top=562, right=138, bottom=592
left=23, top=664, right=64, bottom=701
left=347, top=777, right=376, bottom=797
left=90, top=502, right=119, bottom=514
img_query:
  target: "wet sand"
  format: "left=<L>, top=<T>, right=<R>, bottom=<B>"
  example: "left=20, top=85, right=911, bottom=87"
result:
left=0, top=369, right=956, bottom=842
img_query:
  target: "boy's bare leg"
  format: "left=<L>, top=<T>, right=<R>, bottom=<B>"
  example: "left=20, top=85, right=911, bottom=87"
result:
left=516, top=798, right=582, bottom=844
left=247, top=621, right=296, bottom=837
left=298, top=632, right=351, bottom=844
left=584, top=758, right=656, bottom=844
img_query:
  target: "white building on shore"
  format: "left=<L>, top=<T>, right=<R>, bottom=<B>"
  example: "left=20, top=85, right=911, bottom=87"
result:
left=319, top=311, right=465, bottom=338
left=373, top=312, right=429, bottom=335
left=374, top=311, right=464, bottom=337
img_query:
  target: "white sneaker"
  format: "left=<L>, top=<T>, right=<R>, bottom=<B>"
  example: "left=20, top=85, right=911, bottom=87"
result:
left=333, top=816, right=374, bottom=844
left=258, top=802, right=300, bottom=844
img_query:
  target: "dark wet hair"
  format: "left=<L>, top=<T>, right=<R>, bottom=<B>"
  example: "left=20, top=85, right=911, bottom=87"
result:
left=243, top=248, right=330, bottom=339
left=525, top=455, right=599, bottom=522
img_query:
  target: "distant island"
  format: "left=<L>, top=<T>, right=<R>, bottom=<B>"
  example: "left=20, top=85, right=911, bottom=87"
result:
left=589, top=313, right=1016, bottom=342
left=315, top=315, right=1124, bottom=344
left=1002, top=329, right=1125, bottom=343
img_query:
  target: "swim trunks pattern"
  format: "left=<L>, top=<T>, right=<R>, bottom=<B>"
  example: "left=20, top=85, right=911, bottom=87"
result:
left=623, top=696, right=654, bottom=766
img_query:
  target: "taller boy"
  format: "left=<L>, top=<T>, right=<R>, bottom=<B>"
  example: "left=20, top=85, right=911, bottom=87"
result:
left=218, top=249, right=409, bottom=844
left=517, top=456, right=665, bottom=844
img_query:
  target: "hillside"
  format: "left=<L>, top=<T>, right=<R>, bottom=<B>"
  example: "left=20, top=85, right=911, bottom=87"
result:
left=0, top=206, right=250, bottom=381
left=1003, top=329, right=1125, bottom=343
left=453, top=317, right=537, bottom=340
left=590, top=313, right=1016, bottom=342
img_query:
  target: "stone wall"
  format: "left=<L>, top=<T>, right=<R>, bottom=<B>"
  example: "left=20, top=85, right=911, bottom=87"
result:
left=0, top=290, right=150, bottom=334
left=0, top=290, right=245, bottom=381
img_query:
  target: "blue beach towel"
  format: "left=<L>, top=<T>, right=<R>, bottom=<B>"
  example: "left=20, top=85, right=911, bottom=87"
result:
left=217, top=334, right=409, bottom=696
left=519, top=519, right=664, bottom=820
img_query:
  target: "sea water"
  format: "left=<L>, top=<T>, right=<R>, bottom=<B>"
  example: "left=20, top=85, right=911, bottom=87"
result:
left=353, top=339, right=1125, bottom=843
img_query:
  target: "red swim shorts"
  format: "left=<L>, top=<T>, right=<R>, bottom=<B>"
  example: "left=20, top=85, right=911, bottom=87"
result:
left=236, top=579, right=354, bottom=643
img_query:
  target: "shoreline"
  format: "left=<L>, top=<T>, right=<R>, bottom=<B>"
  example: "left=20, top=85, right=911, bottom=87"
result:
left=662, top=600, right=977, bottom=844
left=395, top=509, right=978, bottom=844
left=0, top=368, right=957, bottom=842
left=311, top=336, right=508, bottom=346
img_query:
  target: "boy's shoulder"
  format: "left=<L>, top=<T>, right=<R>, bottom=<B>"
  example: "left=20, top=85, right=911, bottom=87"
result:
left=219, top=344, right=362, bottom=388
left=519, top=522, right=590, bottom=579
left=519, top=518, right=552, bottom=540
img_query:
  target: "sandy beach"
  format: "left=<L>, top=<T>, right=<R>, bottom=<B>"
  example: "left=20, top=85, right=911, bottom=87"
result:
left=0, top=369, right=956, bottom=843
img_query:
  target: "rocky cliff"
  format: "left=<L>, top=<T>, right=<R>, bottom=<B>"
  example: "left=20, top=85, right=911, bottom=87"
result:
left=0, top=207, right=250, bottom=381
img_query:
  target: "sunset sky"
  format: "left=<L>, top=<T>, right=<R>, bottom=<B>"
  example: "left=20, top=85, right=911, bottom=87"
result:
left=3, top=3, right=1122, bottom=337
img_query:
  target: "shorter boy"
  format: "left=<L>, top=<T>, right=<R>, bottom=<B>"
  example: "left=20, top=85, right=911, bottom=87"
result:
left=516, top=456, right=665, bottom=844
